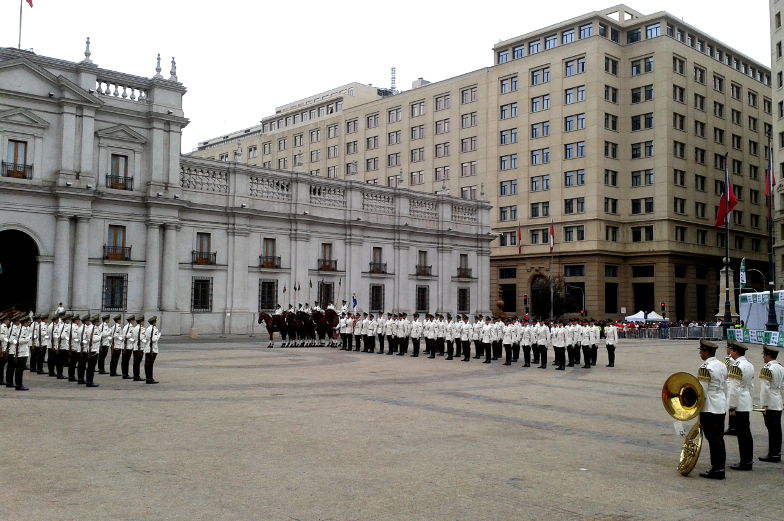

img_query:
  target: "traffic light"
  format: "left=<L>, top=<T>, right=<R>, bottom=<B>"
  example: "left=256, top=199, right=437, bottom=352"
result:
left=580, top=309, right=585, bottom=317
left=523, top=294, right=528, bottom=306
left=660, top=302, right=666, bottom=312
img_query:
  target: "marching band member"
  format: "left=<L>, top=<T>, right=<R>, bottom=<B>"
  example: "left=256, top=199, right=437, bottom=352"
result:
left=758, top=345, right=784, bottom=463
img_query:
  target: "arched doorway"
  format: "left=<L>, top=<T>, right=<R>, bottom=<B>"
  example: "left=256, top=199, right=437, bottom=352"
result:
left=530, top=275, right=550, bottom=320
left=0, top=230, right=39, bottom=312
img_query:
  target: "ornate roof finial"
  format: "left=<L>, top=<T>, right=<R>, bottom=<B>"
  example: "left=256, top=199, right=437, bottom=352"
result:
left=80, top=36, right=93, bottom=64
left=169, top=57, right=178, bottom=82
left=153, top=53, right=163, bottom=79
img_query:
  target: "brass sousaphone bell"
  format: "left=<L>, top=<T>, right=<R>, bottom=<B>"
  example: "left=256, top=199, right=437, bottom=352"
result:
left=661, top=372, right=705, bottom=476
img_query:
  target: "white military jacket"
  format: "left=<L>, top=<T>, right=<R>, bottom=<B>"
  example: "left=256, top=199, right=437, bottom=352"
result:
left=144, top=325, right=161, bottom=354
left=10, top=325, right=32, bottom=357
left=727, top=356, right=754, bottom=412
left=697, top=357, right=728, bottom=414
left=410, top=319, right=424, bottom=339
left=605, top=325, right=619, bottom=345
left=759, top=360, right=784, bottom=411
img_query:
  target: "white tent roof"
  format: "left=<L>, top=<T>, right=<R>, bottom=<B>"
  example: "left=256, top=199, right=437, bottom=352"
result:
left=624, top=311, right=646, bottom=322
left=646, top=311, right=666, bottom=321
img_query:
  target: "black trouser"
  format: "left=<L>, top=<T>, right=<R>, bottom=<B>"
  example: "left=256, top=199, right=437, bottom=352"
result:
left=98, top=345, right=109, bottom=373
left=47, top=348, right=57, bottom=375
left=436, top=338, right=445, bottom=355
left=14, top=356, right=27, bottom=388
left=492, top=341, right=502, bottom=360
left=5, top=356, right=16, bottom=385
left=354, top=335, right=361, bottom=351
left=512, top=343, right=520, bottom=362
left=68, top=351, right=78, bottom=380
left=566, top=345, right=574, bottom=365
left=133, top=350, right=143, bottom=379
left=339, top=333, right=347, bottom=350
left=475, top=340, right=483, bottom=359
left=364, top=335, right=374, bottom=352
left=462, top=340, right=470, bottom=361
left=455, top=339, right=462, bottom=357
left=426, top=338, right=435, bottom=357
left=0, top=355, right=6, bottom=384
left=398, top=337, right=408, bottom=354
left=763, top=409, right=782, bottom=457
left=412, top=338, right=421, bottom=357
left=377, top=334, right=385, bottom=353
left=606, top=344, right=616, bottom=366
left=77, top=352, right=87, bottom=383
left=555, top=346, right=566, bottom=368
left=700, top=411, right=726, bottom=471
left=539, top=347, right=548, bottom=368
left=503, top=343, right=512, bottom=365
left=574, top=344, right=581, bottom=364
left=590, top=345, right=598, bottom=365
left=110, top=348, right=121, bottom=374
left=389, top=336, right=397, bottom=354
left=446, top=340, right=454, bottom=359
left=86, top=353, right=97, bottom=384
left=145, top=352, right=157, bottom=382
left=733, top=411, right=753, bottom=464
left=121, top=349, right=132, bottom=376
left=522, top=345, right=531, bottom=366
left=57, top=349, right=68, bottom=377
left=581, top=345, right=591, bottom=367
left=36, top=345, right=47, bottom=372
left=532, top=344, right=540, bottom=363
left=483, top=342, right=492, bottom=363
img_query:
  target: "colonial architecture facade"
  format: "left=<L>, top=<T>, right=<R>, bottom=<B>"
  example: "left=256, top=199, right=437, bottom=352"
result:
left=194, top=5, right=774, bottom=322
left=0, top=45, right=491, bottom=335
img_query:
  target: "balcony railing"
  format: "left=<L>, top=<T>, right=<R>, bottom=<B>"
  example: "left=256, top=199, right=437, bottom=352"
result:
left=192, top=250, right=217, bottom=265
left=106, top=174, right=134, bottom=190
left=317, top=258, right=337, bottom=271
left=2, top=162, right=32, bottom=179
left=259, top=255, right=281, bottom=269
left=369, top=262, right=387, bottom=274
left=456, top=267, right=472, bottom=278
left=415, top=265, right=432, bottom=276
left=103, top=245, right=132, bottom=261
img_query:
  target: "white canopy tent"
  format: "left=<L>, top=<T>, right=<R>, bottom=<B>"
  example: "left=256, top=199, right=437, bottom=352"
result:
left=646, top=311, right=666, bottom=322
left=624, top=311, right=646, bottom=322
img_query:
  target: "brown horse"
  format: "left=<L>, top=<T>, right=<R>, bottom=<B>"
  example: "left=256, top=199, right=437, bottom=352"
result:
left=313, top=309, right=339, bottom=346
left=258, top=312, right=289, bottom=348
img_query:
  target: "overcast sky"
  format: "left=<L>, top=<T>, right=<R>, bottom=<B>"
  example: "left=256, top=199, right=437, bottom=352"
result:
left=1, top=0, right=771, bottom=152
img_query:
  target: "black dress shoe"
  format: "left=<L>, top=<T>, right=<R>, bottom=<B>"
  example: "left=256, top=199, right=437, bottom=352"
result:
left=133, top=377, right=144, bottom=382
left=446, top=356, right=453, bottom=360
left=68, top=378, right=77, bottom=382
left=758, top=455, right=781, bottom=463
left=582, top=365, right=591, bottom=369
left=699, top=469, right=725, bottom=480
left=86, top=383, right=99, bottom=388
left=36, top=370, right=45, bottom=374
left=730, top=462, right=753, bottom=471
left=606, top=364, right=614, bottom=367
left=98, top=370, right=107, bottom=375
left=411, top=354, right=418, bottom=357
left=482, top=360, right=490, bottom=364
left=556, top=367, right=565, bottom=371
left=56, top=375, right=66, bottom=380
left=110, top=373, right=119, bottom=377
left=502, top=362, right=511, bottom=365
left=77, top=380, right=85, bottom=385
left=523, top=363, right=530, bottom=367
left=5, top=383, right=14, bottom=388
left=145, top=379, right=159, bottom=384
left=48, top=373, right=56, bottom=377
left=122, top=375, right=131, bottom=379
left=15, top=386, right=29, bottom=391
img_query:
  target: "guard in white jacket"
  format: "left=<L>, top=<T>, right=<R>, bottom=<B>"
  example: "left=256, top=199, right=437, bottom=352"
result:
left=472, top=315, right=483, bottom=360
left=410, top=314, right=424, bottom=357
left=131, top=316, right=147, bottom=382
left=55, top=314, right=71, bottom=380
left=604, top=324, right=619, bottom=367
left=425, top=316, right=437, bottom=358
left=481, top=317, right=494, bottom=364
left=11, top=315, right=32, bottom=390
left=144, top=316, right=161, bottom=384
left=77, top=315, right=95, bottom=384
left=726, top=341, right=755, bottom=470
left=83, top=315, right=102, bottom=387
left=759, top=345, right=784, bottom=462
left=552, top=324, right=566, bottom=370
left=459, top=316, right=472, bottom=362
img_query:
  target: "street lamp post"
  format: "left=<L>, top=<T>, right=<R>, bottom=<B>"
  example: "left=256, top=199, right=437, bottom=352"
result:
left=566, top=284, right=585, bottom=317
left=766, top=130, right=779, bottom=332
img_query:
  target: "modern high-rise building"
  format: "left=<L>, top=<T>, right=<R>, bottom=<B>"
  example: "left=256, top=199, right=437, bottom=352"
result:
left=193, top=4, right=773, bottom=322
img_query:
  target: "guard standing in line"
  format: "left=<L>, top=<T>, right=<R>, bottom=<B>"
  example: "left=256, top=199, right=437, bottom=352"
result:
left=68, top=314, right=83, bottom=382
left=132, top=316, right=147, bottom=382
left=460, top=315, right=471, bottom=362
left=397, top=313, right=410, bottom=355
left=5, top=314, right=21, bottom=387
left=144, top=316, right=161, bottom=384
left=377, top=313, right=387, bottom=354
left=723, top=344, right=737, bottom=436
left=481, top=317, right=494, bottom=364
left=77, top=313, right=93, bottom=385
left=30, top=314, right=41, bottom=372
left=472, top=315, right=483, bottom=359
left=580, top=322, right=592, bottom=369
left=56, top=313, right=71, bottom=380
left=410, top=313, right=423, bottom=357
left=109, top=315, right=124, bottom=376
left=47, top=313, right=59, bottom=377
left=122, top=315, right=136, bottom=379
left=365, top=314, right=377, bottom=353
left=758, top=345, right=784, bottom=463
left=84, top=315, right=101, bottom=388
left=98, top=314, right=112, bottom=374
left=424, top=315, right=436, bottom=357
left=12, top=315, right=32, bottom=391
left=726, top=340, right=755, bottom=471
left=604, top=322, right=619, bottom=367
left=0, top=314, right=11, bottom=385
left=35, top=313, right=50, bottom=374
left=697, top=339, right=728, bottom=480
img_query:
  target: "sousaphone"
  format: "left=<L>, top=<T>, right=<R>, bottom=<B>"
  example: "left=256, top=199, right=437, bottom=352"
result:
left=661, top=372, right=705, bottom=476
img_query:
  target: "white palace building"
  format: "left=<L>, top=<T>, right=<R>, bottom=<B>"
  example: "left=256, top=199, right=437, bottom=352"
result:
left=0, top=44, right=491, bottom=335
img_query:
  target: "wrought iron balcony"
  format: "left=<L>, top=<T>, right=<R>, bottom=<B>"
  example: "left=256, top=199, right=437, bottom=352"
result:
left=369, top=262, right=387, bottom=274
left=415, top=265, right=432, bottom=276
left=106, top=174, right=134, bottom=190
left=317, top=258, right=337, bottom=271
left=103, top=245, right=132, bottom=261
left=259, top=255, right=281, bottom=269
left=192, top=250, right=217, bottom=265
left=2, top=162, right=32, bottom=179
left=456, top=267, right=472, bottom=278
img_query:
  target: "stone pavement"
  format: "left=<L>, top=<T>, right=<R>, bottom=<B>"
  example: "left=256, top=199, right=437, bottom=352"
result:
left=1, top=339, right=781, bottom=521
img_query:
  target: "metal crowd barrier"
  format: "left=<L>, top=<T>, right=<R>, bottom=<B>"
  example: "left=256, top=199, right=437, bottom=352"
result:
left=615, top=326, right=723, bottom=340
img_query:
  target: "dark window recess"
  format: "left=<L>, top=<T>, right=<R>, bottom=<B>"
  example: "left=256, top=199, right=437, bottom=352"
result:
left=632, top=265, right=655, bottom=278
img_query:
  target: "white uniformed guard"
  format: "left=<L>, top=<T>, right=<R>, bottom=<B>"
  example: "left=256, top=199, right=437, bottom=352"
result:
left=726, top=340, right=754, bottom=470
left=758, top=345, right=784, bottom=462
left=144, top=316, right=161, bottom=384
left=697, top=339, right=728, bottom=479
left=604, top=323, right=619, bottom=367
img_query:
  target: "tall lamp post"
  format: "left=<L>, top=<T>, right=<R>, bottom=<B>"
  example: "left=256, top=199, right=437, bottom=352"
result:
left=566, top=284, right=585, bottom=317
left=720, top=153, right=733, bottom=338
left=766, top=130, right=779, bottom=332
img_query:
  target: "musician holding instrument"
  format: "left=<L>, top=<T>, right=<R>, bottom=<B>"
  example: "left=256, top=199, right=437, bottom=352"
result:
left=697, top=339, right=728, bottom=480
left=726, top=340, right=754, bottom=471
left=758, top=345, right=784, bottom=463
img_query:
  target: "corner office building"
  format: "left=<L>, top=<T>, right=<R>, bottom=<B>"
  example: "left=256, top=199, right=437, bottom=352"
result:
left=195, top=4, right=774, bottom=321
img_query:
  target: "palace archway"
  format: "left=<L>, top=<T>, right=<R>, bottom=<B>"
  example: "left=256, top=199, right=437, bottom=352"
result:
left=0, top=229, right=39, bottom=312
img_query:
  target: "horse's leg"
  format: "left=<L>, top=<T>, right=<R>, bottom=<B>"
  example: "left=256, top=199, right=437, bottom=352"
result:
left=267, top=325, right=274, bottom=348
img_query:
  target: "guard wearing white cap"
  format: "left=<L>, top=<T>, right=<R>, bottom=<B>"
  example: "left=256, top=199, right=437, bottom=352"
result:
left=84, top=315, right=101, bottom=387
left=122, top=316, right=137, bottom=379
left=697, top=339, right=728, bottom=479
left=758, top=345, right=784, bottom=463
left=11, top=315, right=32, bottom=390
left=144, top=316, right=161, bottom=384
left=726, top=340, right=755, bottom=471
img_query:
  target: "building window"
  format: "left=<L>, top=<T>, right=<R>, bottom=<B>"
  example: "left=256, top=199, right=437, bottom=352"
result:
left=387, top=153, right=400, bottom=167
left=564, top=265, right=584, bottom=277
left=631, top=141, right=654, bottom=159
left=565, top=57, right=586, bottom=76
left=545, top=34, right=557, bottom=49
left=530, top=175, right=549, bottom=192
left=366, top=157, right=378, bottom=171
left=631, top=226, right=654, bottom=242
left=435, top=166, right=450, bottom=181
left=497, top=50, right=509, bottom=64
left=564, top=113, right=585, bottom=132
left=606, top=226, right=618, bottom=242
left=247, top=145, right=257, bottom=159
left=461, top=161, right=477, bottom=177
left=564, top=86, right=586, bottom=104
left=500, top=76, right=518, bottom=93
left=435, top=94, right=451, bottom=111
left=604, top=141, right=617, bottom=159
left=605, top=265, right=618, bottom=277
left=457, top=288, right=470, bottom=314
left=499, top=180, right=517, bottom=196
left=435, top=142, right=450, bottom=158
left=531, top=121, right=551, bottom=137
left=604, top=197, right=618, bottom=214
left=564, top=225, right=585, bottom=242
left=387, top=131, right=401, bottom=145
left=310, top=149, right=320, bottom=162
left=102, top=274, right=128, bottom=311
left=191, top=276, right=213, bottom=312
left=411, top=148, right=425, bottom=162
left=435, top=119, right=450, bottom=135
left=461, top=112, right=478, bottom=128
left=499, top=205, right=517, bottom=222
left=411, top=125, right=425, bottom=140
left=530, top=202, right=549, bottom=218
left=460, top=87, right=477, bottom=104
left=631, top=113, right=654, bottom=131
left=605, top=85, right=618, bottom=103
left=262, top=142, right=271, bottom=155
left=366, top=114, right=380, bottom=128
left=498, top=231, right=517, bottom=246
left=501, top=102, right=518, bottom=118
left=460, top=186, right=477, bottom=200
left=673, top=197, right=686, bottom=214
left=369, top=284, right=385, bottom=313
left=416, top=286, right=429, bottom=313
left=346, top=119, right=358, bottom=134
left=562, top=29, right=575, bottom=44
left=564, top=197, right=585, bottom=214
left=529, top=40, right=541, bottom=54
left=387, top=108, right=402, bottom=124
left=631, top=197, right=654, bottom=214
left=346, top=141, right=358, bottom=155
left=564, top=169, right=585, bottom=187
left=460, top=136, right=478, bottom=152
left=563, top=141, right=585, bottom=159
left=259, top=279, right=277, bottom=311
left=410, top=170, right=424, bottom=185
left=631, top=169, right=654, bottom=186
left=500, top=128, right=518, bottom=144
left=604, top=169, right=618, bottom=186
left=531, top=148, right=550, bottom=165
left=604, top=56, right=618, bottom=75
left=499, top=154, right=517, bottom=170
left=531, top=67, right=550, bottom=85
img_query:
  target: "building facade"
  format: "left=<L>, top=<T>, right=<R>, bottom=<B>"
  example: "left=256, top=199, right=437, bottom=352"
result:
left=0, top=46, right=491, bottom=335
left=194, top=4, right=774, bottom=322
left=771, top=0, right=784, bottom=288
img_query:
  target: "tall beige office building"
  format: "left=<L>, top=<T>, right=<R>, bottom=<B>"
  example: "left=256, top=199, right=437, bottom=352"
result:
left=771, top=0, right=784, bottom=289
left=193, top=4, right=773, bottom=321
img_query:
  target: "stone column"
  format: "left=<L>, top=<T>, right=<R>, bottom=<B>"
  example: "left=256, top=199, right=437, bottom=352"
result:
left=161, top=224, right=178, bottom=311
left=228, top=227, right=250, bottom=333
left=60, top=106, right=77, bottom=174
left=52, top=215, right=71, bottom=310
left=71, top=216, right=90, bottom=311
left=143, top=222, right=161, bottom=312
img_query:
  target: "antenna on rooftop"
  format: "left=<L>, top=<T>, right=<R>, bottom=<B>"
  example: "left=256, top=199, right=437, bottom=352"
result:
left=391, top=67, right=396, bottom=93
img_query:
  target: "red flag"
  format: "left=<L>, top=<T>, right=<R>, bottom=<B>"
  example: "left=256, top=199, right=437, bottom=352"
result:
left=714, top=178, right=738, bottom=227
left=765, top=168, right=776, bottom=197
left=516, top=224, right=522, bottom=254
left=548, top=222, right=555, bottom=253
left=26, top=0, right=33, bottom=6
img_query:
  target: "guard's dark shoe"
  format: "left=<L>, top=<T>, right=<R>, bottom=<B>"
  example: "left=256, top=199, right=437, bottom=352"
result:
left=606, top=364, right=614, bottom=367
left=556, top=367, right=565, bottom=371
left=77, top=380, right=85, bottom=385
left=15, top=386, right=29, bottom=391
left=98, top=370, right=107, bottom=375
left=502, top=362, right=511, bottom=365
left=37, top=370, right=45, bottom=374
left=730, top=462, right=753, bottom=471
left=5, top=383, right=14, bottom=388
left=146, top=379, right=159, bottom=384
left=724, top=429, right=737, bottom=436
left=122, top=375, right=131, bottom=379
left=110, top=373, right=119, bottom=377
left=86, top=383, right=99, bottom=388
left=582, top=365, right=591, bottom=369
left=758, top=455, right=781, bottom=463
left=68, top=378, right=77, bottom=382
left=523, top=363, right=530, bottom=367
left=482, top=360, right=490, bottom=364
left=56, top=375, right=66, bottom=380
left=133, top=377, right=144, bottom=382
left=446, top=356, right=454, bottom=360
left=699, top=469, right=725, bottom=480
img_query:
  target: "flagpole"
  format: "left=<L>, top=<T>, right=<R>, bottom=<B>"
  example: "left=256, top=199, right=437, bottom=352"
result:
left=766, top=129, right=779, bottom=331
left=18, top=0, right=23, bottom=49
left=721, top=152, right=733, bottom=337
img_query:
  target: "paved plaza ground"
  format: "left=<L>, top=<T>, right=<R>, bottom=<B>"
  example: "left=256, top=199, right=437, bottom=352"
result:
left=1, top=337, right=782, bottom=521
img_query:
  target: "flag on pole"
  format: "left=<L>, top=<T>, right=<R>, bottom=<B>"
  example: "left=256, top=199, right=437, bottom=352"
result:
left=282, top=285, right=286, bottom=294
left=765, top=167, right=775, bottom=198
left=739, top=258, right=746, bottom=290
left=516, top=223, right=522, bottom=255
left=26, top=0, right=33, bottom=7
left=714, top=175, right=738, bottom=227
left=548, top=222, right=555, bottom=253
left=352, top=294, right=357, bottom=310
